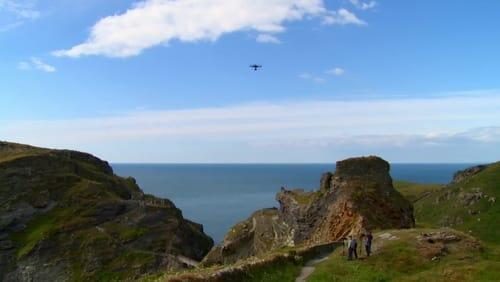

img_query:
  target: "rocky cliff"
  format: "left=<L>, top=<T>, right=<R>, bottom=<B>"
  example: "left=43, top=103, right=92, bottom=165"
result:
left=0, top=141, right=213, bottom=281
left=202, top=156, right=414, bottom=266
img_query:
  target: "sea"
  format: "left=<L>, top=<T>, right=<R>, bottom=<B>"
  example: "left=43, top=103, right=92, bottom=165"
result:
left=112, top=163, right=475, bottom=243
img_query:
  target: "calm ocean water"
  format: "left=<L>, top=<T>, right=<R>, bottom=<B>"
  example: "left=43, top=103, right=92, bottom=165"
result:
left=112, top=163, right=475, bottom=242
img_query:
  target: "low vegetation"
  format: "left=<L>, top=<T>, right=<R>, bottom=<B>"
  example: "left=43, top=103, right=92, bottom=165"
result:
left=393, top=181, right=444, bottom=203
left=308, top=228, right=499, bottom=282
left=414, top=163, right=500, bottom=245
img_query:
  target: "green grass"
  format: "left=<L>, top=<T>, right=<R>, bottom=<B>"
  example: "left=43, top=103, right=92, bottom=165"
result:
left=393, top=181, right=444, bottom=203
left=413, top=163, right=500, bottom=244
left=11, top=211, right=59, bottom=258
left=242, top=260, right=302, bottom=282
left=308, top=229, right=499, bottom=282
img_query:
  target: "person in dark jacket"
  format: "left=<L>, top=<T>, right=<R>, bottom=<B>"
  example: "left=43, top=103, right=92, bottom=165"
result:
left=365, top=231, right=373, bottom=257
left=347, top=235, right=358, bottom=260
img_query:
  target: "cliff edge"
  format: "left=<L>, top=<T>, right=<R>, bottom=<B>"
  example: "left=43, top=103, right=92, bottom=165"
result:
left=0, top=141, right=213, bottom=281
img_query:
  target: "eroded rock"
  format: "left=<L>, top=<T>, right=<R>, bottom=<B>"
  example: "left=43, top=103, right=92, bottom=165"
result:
left=203, top=156, right=415, bottom=266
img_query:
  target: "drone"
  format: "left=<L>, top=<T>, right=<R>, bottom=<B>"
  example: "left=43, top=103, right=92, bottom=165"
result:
left=249, top=64, right=262, bottom=71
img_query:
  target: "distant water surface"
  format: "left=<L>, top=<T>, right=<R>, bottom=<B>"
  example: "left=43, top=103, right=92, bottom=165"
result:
left=112, top=163, right=475, bottom=242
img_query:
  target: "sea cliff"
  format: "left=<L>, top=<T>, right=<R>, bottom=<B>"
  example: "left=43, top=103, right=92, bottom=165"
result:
left=0, top=141, right=213, bottom=281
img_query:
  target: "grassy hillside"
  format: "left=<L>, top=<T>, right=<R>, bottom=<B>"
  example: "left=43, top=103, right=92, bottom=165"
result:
left=412, top=163, right=500, bottom=245
left=308, top=228, right=499, bottom=282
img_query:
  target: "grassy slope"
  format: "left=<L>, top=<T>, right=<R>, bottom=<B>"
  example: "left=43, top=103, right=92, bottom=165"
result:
left=308, top=228, right=499, bottom=282
left=393, top=181, right=444, bottom=203
left=413, top=163, right=500, bottom=245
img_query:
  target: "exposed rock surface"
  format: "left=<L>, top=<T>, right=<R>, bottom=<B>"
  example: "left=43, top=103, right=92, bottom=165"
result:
left=201, top=208, right=293, bottom=266
left=451, top=165, right=488, bottom=184
left=203, top=156, right=414, bottom=266
left=0, top=141, right=213, bottom=281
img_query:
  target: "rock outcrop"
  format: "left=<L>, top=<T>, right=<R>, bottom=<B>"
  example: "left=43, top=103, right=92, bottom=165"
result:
left=0, top=141, right=213, bottom=281
left=451, top=164, right=488, bottom=184
left=294, top=156, right=415, bottom=245
left=203, top=156, right=414, bottom=266
left=201, top=208, right=293, bottom=266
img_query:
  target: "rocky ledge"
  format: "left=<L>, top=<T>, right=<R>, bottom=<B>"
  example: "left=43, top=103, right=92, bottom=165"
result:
left=202, top=156, right=414, bottom=266
left=0, top=141, right=213, bottom=281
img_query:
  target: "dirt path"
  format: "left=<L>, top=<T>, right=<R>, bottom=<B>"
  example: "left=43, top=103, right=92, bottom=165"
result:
left=295, top=253, right=331, bottom=282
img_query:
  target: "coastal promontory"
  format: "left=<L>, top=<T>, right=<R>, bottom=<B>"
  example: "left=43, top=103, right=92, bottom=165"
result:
left=202, top=156, right=415, bottom=266
left=0, top=141, right=213, bottom=281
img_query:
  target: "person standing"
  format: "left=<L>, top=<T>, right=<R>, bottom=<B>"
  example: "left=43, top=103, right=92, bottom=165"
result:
left=365, top=231, right=373, bottom=257
left=347, top=235, right=358, bottom=260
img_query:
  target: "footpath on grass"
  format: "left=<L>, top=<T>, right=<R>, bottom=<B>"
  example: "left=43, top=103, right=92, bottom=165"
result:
left=164, top=242, right=342, bottom=282
left=295, top=252, right=332, bottom=282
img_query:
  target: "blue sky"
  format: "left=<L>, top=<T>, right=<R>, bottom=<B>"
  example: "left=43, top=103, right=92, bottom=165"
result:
left=1, top=0, right=500, bottom=163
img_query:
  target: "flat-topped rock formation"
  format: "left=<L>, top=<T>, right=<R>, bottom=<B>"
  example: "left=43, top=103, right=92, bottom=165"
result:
left=297, top=156, right=415, bottom=244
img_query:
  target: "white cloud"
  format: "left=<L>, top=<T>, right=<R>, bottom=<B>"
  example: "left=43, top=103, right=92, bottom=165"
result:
left=53, top=0, right=364, bottom=58
left=2, top=91, right=500, bottom=162
left=0, top=0, right=40, bottom=19
left=18, top=57, right=56, bottom=73
left=256, top=34, right=281, bottom=44
left=0, top=21, right=22, bottom=32
left=454, top=127, right=500, bottom=143
left=323, top=8, right=365, bottom=26
left=0, top=0, right=40, bottom=31
left=299, top=72, right=325, bottom=83
left=326, top=67, right=345, bottom=76
left=349, top=0, right=376, bottom=10
left=3, top=92, right=500, bottom=143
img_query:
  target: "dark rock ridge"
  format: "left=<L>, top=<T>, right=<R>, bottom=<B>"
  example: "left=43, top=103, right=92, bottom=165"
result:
left=202, top=156, right=414, bottom=266
left=451, top=164, right=488, bottom=184
left=0, top=141, right=213, bottom=281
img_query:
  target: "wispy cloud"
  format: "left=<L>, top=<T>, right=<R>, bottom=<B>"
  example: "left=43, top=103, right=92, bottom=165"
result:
left=349, top=0, right=376, bottom=10
left=256, top=34, right=281, bottom=44
left=18, top=57, right=56, bottom=73
left=3, top=91, right=499, bottom=143
left=0, top=0, right=40, bottom=19
left=0, top=0, right=40, bottom=31
left=323, top=8, right=366, bottom=25
left=301, top=67, right=345, bottom=83
left=53, top=0, right=364, bottom=58
left=299, top=73, right=326, bottom=84
left=326, top=67, right=345, bottom=76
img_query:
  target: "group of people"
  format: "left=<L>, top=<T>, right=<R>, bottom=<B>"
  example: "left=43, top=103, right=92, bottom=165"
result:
left=346, top=231, right=373, bottom=260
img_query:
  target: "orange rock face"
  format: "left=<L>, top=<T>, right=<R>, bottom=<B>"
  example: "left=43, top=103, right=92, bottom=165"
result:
left=278, top=156, right=415, bottom=245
